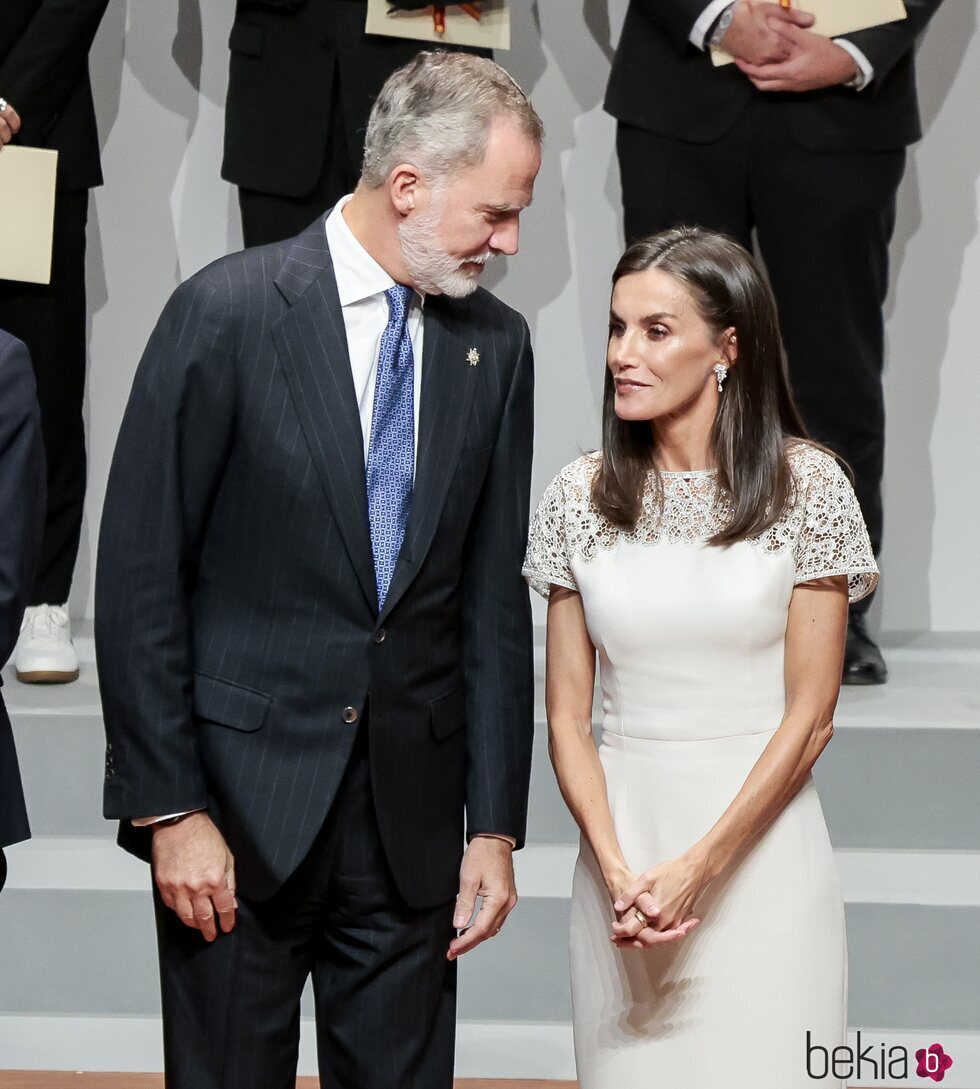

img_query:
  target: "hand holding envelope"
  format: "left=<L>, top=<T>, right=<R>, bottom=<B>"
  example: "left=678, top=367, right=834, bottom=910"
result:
left=712, top=0, right=907, bottom=67
left=0, top=98, right=22, bottom=147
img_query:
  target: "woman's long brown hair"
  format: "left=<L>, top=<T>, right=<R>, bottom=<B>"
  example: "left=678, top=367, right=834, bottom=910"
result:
left=593, top=227, right=813, bottom=546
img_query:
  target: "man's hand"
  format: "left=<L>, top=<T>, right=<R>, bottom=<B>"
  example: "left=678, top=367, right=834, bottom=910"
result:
left=151, top=812, right=237, bottom=943
left=447, top=836, right=517, bottom=961
left=735, top=25, right=859, bottom=92
left=719, top=1, right=815, bottom=67
left=0, top=101, right=22, bottom=147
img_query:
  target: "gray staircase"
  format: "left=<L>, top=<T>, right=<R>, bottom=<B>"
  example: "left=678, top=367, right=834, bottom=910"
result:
left=1, top=624, right=978, bottom=1083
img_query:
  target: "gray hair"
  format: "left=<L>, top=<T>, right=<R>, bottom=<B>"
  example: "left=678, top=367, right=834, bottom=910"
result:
left=361, top=51, right=544, bottom=188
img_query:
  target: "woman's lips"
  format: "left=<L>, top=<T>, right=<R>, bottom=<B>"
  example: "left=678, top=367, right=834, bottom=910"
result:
left=615, top=377, right=648, bottom=392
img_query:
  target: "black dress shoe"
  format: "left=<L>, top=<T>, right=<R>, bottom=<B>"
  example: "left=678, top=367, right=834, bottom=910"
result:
left=843, top=613, right=888, bottom=686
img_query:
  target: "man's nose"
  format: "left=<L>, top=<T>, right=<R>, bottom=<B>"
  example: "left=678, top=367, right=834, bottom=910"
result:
left=490, top=219, right=520, bottom=256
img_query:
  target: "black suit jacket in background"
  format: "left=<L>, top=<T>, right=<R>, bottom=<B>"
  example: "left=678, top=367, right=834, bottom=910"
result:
left=223, top=0, right=490, bottom=198
left=97, top=215, right=535, bottom=908
left=0, top=0, right=110, bottom=190
left=0, top=331, right=45, bottom=850
left=606, top=0, right=945, bottom=152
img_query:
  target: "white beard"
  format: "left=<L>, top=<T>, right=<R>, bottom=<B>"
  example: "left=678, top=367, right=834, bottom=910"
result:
left=398, top=197, right=495, bottom=298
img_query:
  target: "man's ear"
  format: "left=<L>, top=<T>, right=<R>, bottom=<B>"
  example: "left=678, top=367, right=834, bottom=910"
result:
left=389, top=164, right=422, bottom=216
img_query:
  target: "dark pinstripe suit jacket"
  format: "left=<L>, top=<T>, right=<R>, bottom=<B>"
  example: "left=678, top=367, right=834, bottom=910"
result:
left=0, top=330, right=44, bottom=850
left=97, top=217, right=535, bottom=907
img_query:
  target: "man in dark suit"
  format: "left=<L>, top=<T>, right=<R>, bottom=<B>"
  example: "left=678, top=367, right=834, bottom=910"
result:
left=606, top=0, right=945, bottom=684
left=224, top=0, right=490, bottom=248
left=98, top=51, right=541, bottom=1088
left=0, top=330, right=46, bottom=893
left=0, top=0, right=110, bottom=685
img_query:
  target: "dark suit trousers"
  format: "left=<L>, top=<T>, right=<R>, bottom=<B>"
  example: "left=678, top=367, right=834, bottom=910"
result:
left=154, top=724, right=458, bottom=1089
left=617, top=101, right=906, bottom=609
left=0, top=189, right=88, bottom=605
left=238, top=68, right=358, bottom=249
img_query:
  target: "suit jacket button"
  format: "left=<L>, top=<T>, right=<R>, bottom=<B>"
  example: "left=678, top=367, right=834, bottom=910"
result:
left=374, top=628, right=386, bottom=644
left=342, top=706, right=359, bottom=724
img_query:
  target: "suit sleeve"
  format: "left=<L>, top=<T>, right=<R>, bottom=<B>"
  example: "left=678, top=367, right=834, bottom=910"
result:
left=97, top=273, right=237, bottom=821
left=837, top=0, right=944, bottom=88
left=624, top=0, right=719, bottom=53
left=459, top=315, right=535, bottom=849
left=0, top=0, right=110, bottom=145
left=0, top=337, right=45, bottom=663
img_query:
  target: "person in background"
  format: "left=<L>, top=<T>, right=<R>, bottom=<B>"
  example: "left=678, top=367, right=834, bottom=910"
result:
left=605, top=0, right=945, bottom=684
left=0, top=0, right=111, bottom=685
left=0, top=330, right=45, bottom=893
left=223, top=0, right=491, bottom=248
left=98, top=52, right=541, bottom=1089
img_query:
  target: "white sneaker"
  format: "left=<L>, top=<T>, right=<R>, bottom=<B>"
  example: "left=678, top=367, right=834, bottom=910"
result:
left=15, top=604, right=79, bottom=684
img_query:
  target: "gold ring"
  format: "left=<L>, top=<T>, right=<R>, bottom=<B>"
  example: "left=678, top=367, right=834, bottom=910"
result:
left=634, top=909, right=648, bottom=927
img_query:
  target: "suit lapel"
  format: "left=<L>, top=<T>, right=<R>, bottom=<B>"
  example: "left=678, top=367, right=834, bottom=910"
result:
left=272, top=220, right=378, bottom=615
left=379, top=294, right=479, bottom=622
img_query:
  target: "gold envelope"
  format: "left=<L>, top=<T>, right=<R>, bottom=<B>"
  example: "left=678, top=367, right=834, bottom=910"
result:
left=0, top=146, right=58, bottom=285
left=711, top=0, right=906, bottom=66
left=365, top=0, right=511, bottom=51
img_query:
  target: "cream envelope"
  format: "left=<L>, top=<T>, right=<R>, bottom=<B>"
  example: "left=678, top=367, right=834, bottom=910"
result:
left=0, top=145, right=58, bottom=285
left=711, top=0, right=906, bottom=66
left=366, top=0, right=510, bottom=51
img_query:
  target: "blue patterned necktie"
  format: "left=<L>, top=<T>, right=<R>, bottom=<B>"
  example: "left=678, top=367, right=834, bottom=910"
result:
left=366, top=284, right=415, bottom=609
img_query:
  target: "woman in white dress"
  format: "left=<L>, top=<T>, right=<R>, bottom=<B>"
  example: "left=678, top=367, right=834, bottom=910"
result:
left=523, top=228, right=878, bottom=1089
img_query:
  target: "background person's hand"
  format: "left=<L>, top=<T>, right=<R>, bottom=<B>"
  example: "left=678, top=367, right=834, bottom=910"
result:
left=151, top=811, right=237, bottom=943
left=0, top=101, right=22, bottom=147
left=447, top=836, right=517, bottom=960
left=735, top=25, right=860, bottom=92
left=719, top=1, right=816, bottom=67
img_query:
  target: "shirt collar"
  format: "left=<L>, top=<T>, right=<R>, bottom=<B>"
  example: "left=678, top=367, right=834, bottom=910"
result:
left=325, top=194, right=424, bottom=310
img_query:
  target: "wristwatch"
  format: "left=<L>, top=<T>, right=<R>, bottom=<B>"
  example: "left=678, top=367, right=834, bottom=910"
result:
left=708, top=2, right=738, bottom=49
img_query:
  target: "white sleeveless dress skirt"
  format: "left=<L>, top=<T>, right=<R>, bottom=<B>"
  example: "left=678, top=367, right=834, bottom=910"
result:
left=523, top=444, right=878, bottom=1089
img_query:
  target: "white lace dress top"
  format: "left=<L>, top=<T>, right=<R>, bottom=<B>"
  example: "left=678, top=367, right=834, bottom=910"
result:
left=524, top=443, right=876, bottom=746
left=525, top=442, right=877, bottom=604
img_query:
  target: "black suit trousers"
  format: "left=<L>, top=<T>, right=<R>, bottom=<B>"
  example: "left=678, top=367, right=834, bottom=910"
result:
left=154, top=722, right=457, bottom=1089
left=617, top=101, right=907, bottom=603
left=0, top=189, right=89, bottom=604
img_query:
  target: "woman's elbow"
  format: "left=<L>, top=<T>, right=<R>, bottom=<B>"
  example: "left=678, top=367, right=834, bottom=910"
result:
left=810, top=718, right=835, bottom=762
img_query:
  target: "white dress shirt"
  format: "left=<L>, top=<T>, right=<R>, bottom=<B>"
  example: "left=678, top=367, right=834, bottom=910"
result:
left=325, top=194, right=425, bottom=470
left=690, top=0, right=874, bottom=90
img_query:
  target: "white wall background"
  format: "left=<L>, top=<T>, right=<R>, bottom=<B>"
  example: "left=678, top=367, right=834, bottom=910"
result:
left=78, top=0, right=980, bottom=633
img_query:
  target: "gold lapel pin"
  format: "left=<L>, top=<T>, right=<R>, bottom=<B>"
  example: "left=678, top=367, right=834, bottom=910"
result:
left=467, top=348, right=480, bottom=367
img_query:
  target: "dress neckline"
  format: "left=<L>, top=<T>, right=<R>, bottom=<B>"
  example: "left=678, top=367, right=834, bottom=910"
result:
left=657, top=467, right=718, bottom=478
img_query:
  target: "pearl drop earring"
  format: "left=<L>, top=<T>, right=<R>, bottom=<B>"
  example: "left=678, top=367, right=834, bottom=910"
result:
left=713, top=363, right=728, bottom=392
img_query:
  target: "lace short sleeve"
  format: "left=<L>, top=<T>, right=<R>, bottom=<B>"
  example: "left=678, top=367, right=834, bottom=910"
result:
left=791, top=446, right=879, bottom=603
left=522, top=463, right=582, bottom=598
